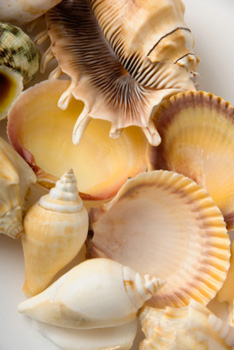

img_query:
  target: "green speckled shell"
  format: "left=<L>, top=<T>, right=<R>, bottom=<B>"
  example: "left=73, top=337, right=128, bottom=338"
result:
left=0, top=22, right=40, bottom=84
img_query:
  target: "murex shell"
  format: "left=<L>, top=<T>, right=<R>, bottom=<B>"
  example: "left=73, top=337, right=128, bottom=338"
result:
left=139, top=300, right=234, bottom=350
left=18, top=258, right=165, bottom=329
left=0, top=22, right=40, bottom=84
left=88, top=170, right=230, bottom=308
left=42, top=0, right=199, bottom=145
left=22, top=169, right=89, bottom=297
left=147, top=90, right=234, bottom=230
left=0, top=137, right=36, bottom=238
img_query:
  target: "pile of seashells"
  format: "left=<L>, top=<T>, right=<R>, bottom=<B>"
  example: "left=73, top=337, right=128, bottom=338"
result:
left=1, top=0, right=234, bottom=349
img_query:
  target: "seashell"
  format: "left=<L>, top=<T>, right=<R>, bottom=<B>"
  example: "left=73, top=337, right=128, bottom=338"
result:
left=7, top=79, right=147, bottom=200
left=0, top=0, right=62, bottom=25
left=217, top=241, right=234, bottom=326
left=0, top=65, right=23, bottom=120
left=0, top=22, right=40, bottom=84
left=33, top=319, right=138, bottom=350
left=88, top=170, right=230, bottom=308
left=17, top=258, right=165, bottom=328
left=139, top=299, right=234, bottom=350
left=41, top=0, right=199, bottom=146
left=0, top=137, right=36, bottom=238
left=146, top=90, right=234, bottom=230
left=22, top=168, right=89, bottom=297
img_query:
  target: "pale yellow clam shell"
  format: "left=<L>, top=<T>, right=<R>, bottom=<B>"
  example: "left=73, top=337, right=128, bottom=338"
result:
left=147, top=90, right=234, bottom=230
left=88, top=170, right=230, bottom=308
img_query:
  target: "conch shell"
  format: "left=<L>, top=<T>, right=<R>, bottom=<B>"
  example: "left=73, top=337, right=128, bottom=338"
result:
left=42, top=0, right=199, bottom=145
left=18, top=258, right=165, bottom=328
left=0, top=0, right=62, bottom=25
left=21, top=169, right=88, bottom=297
left=139, top=300, right=234, bottom=350
left=0, top=137, right=36, bottom=238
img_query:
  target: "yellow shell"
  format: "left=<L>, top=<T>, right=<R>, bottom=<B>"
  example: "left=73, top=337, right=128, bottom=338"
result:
left=0, top=137, right=36, bottom=238
left=7, top=79, right=147, bottom=200
left=88, top=170, right=230, bottom=308
left=147, top=90, right=234, bottom=230
left=40, top=0, right=199, bottom=146
left=22, top=169, right=89, bottom=297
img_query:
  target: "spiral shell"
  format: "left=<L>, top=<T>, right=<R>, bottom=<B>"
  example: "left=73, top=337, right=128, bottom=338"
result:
left=22, top=169, right=89, bottom=297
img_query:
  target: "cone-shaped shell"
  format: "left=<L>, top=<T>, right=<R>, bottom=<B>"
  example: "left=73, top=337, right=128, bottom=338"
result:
left=0, top=137, right=36, bottom=238
left=0, top=66, right=23, bottom=120
left=0, top=22, right=40, bottom=84
left=139, top=299, right=234, bottom=350
left=0, top=0, right=62, bottom=25
left=18, top=258, right=165, bottom=328
left=43, top=0, right=198, bottom=146
left=217, top=241, right=234, bottom=325
left=88, top=170, right=230, bottom=308
left=22, top=169, right=89, bottom=297
left=147, top=90, right=234, bottom=230
left=33, top=319, right=138, bottom=350
left=7, top=79, right=147, bottom=200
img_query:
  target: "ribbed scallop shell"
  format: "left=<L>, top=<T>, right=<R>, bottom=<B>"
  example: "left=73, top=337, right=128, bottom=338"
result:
left=0, top=137, right=36, bottom=238
left=0, top=22, right=40, bottom=84
left=88, top=170, right=230, bottom=308
left=42, top=0, right=198, bottom=145
left=147, top=90, right=234, bottom=230
left=139, top=300, right=234, bottom=350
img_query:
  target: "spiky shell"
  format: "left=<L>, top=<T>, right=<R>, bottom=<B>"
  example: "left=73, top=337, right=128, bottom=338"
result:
left=0, top=0, right=62, bottom=25
left=0, top=22, right=40, bottom=84
left=22, top=169, right=89, bottom=297
left=43, top=0, right=198, bottom=145
left=146, top=90, right=234, bottom=230
left=18, top=258, right=165, bottom=328
left=88, top=170, right=230, bottom=308
left=139, top=300, right=234, bottom=350
left=0, top=137, right=36, bottom=238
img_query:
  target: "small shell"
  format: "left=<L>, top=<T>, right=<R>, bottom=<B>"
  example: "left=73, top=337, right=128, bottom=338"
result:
left=146, top=90, right=234, bottom=230
left=22, top=169, right=89, bottom=297
left=88, top=170, right=230, bottom=308
left=217, top=241, right=234, bottom=325
left=33, top=319, right=138, bottom=350
left=139, top=300, right=234, bottom=350
left=42, top=0, right=198, bottom=146
left=18, top=258, right=165, bottom=328
left=0, top=22, right=40, bottom=84
left=0, top=0, right=62, bottom=25
left=0, top=65, right=23, bottom=120
left=7, top=79, right=147, bottom=200
left=0, top=137, right=36, bottom=238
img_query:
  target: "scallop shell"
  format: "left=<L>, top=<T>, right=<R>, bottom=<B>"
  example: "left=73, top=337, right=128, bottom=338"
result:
left=0, top=0, right=62, bottom=25
left=0, top=65, right=23, bottom=120
left=139, top=299, right=234, bottom=350
left=88, top=170, right=230, bottom=308
left=22, top=169, right=89, bottom=297
left=0, top=137, right=36, bottom=238
left=18, top=258, right=165, bottom=328
left=0, top=22, right=40, bottom=84
left=146, top=90, right=234, bottom=230
left=33, top=319, right=138, bottom=350
left=217, top=241, right=234, bottom=326
left=41, top=0, right=199, bottom=146
left=7, top=79, right=147, bottom=200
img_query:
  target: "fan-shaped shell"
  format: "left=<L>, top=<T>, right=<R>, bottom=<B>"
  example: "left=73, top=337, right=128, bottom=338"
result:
left=0, top=0, right=62, bottom=25
left=88, top=170, right=230, bottom=308
left=147, top=90, right=234, bottom=230
left=43, top=0, right=198, bottom=145
left=7, top=79, right=147, bottom=200
left=0, top=137, right=36, bottom=238
left=139, top=300, right=234, bottom=350
left=0, top=22, right=40, bottom=84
